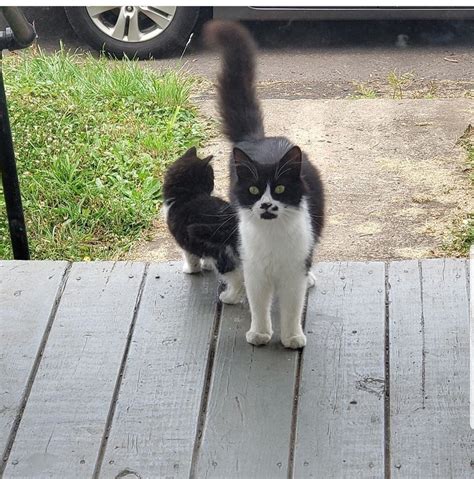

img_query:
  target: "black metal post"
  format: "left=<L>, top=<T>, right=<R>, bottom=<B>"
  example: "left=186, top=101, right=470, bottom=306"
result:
left=0, top=7, right=36, bottom=259
left=0, top=52, right=30, bottom=259
left=0, top=54, right=30, bottom=259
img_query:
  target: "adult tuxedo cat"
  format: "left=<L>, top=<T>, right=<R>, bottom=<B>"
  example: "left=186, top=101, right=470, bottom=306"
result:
left=205, top=21, right=325, bottom=349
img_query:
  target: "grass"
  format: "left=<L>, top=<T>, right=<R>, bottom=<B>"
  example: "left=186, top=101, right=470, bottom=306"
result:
left=444, top=125, right=474, bottom=255
left=350, top=82, right=378, bottom=99
left=0, top=47, right=208, bottom=260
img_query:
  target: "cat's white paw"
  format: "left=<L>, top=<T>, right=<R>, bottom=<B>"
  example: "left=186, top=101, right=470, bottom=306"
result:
left=246, top=330, right=272, bottom=346
left=307, top=271, right=316, bottom=288
left=201, top=258, right=214, bottom=271
left=182, top=262, right=201, bottom=274
left=219, top=288, right=242, bottom=304
left=281, top=334, right=307, bottom=349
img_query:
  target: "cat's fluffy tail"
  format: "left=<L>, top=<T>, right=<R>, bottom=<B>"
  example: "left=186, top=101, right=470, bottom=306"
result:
left=204, top=20, right=264, bottom=143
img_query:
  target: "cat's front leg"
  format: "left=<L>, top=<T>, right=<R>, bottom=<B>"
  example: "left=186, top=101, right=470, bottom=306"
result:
left=219, top=267, right=244, bottom=304
left=201, top=257, right=215, bottom=271
left=245, top=271, right=273, bottom=346
left=182, top=250, right=201, bottom=274
left=278, top=273, right=307, bottom=349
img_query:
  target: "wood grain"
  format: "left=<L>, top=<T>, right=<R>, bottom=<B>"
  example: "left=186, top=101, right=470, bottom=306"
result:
left=0, top=261, right=68, bottom=464
left=99, top=262, right=218, bottom=479
left=389, top=259, right=472, bottom=477
left=2, top=258, right=471, bottom=478
left=3, top=261, right=146, bottom=478
left=294, top=262, right=386, bottom=478
left=194, top=300, right=300, bottom=479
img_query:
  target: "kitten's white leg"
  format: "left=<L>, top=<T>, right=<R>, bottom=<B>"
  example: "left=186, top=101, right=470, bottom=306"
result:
left=182, top=251, right=201, bottom=274
left=201, top=257, right=215, bottom=271
left=219, top=268, right=244, bottom=304
left=279, top=274, right=307, bottom=349
left=307, top=271, right=316, bottom=289
left=245, top=272, right=273, bottom=346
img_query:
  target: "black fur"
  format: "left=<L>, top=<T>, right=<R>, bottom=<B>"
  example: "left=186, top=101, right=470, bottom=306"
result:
left=203, top=20, right=264, bottom=143
left=163, top=147, right=239, bottom=274
left=205, top=21, right=325, bottom=244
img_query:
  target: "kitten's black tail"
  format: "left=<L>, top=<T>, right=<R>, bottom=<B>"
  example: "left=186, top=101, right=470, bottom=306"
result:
left=204, top=20, right=264, bottom=143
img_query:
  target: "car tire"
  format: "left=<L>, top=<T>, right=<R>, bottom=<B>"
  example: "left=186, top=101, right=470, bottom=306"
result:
left=64, top=6, right=200, bottom=59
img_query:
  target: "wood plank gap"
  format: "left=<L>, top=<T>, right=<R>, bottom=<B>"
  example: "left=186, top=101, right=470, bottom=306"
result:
left=384, top=262, right=391, bottom=479
left=189, top=286, right=224, bottom=479
left=286, top=293, right=309, bottom=479
left=92, top=262, right=149, bottom=479
left=0, top=262, right=72, bottom=476
left=418, top=260, right=426, bottom=410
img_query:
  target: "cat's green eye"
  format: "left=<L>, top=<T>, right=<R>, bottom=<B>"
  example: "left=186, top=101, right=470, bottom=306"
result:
left=249, top=186, right=260, bottom=195
left=274, top=185, right=286, bottom=194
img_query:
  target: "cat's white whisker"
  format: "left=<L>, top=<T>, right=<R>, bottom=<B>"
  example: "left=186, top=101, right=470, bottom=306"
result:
left=274, top=156, right=294, bottom=180
left=209, top=214, right=236, bottom=238
left=238, top=161, right=259, bottom=180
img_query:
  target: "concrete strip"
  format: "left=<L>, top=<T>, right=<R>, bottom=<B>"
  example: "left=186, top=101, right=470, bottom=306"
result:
left=127, top=99, right=473, bottom=262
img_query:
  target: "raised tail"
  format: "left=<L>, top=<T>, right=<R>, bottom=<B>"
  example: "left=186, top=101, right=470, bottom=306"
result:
left=204, top=20, right=264, bottom=143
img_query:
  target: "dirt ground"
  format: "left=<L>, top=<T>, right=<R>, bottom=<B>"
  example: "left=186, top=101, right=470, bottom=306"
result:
left=126, top=98, right=472, bottom=263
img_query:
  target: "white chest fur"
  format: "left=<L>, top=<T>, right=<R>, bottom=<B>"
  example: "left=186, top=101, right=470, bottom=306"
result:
left=238, top=198, right=313, bottom=278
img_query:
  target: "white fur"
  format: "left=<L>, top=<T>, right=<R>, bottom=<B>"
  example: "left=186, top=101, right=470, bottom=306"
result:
left=219, top=267, right=245, bottom=304
left=162, top=202, right=172, bottom=222
left=239, top=188, right=314, bottom=349
left=201, top=257, right=215, bottom=271
left=182, top=251, right=201, bottom=274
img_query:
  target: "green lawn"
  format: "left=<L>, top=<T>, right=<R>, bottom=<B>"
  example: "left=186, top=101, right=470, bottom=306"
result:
left=0, top=47, right=208, bottom=260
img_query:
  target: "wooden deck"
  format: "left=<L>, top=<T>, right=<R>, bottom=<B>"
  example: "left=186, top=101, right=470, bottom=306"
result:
left=0, top=259, right=471, bottom=478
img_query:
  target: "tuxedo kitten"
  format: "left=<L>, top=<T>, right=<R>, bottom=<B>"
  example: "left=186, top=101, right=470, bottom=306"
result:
left=205, top=21, right=325, bottom=349
left=163, top=147, right=244, bottom=304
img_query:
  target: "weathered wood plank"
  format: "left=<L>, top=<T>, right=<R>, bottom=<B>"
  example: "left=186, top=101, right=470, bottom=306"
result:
left=389, top=259, right=472, bottom=477
left=294, top=262, right=386, bottom=478
left=0, top=261, right=68, bottom=465
left=194, top=300, right=300, bottom=479
left=3, top=261, right=146, bottom=478
left=99, top=262, right=218, bottom=479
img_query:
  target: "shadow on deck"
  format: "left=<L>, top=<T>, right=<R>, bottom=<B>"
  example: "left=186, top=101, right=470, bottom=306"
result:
left=0, top=258, right=471, bottom=478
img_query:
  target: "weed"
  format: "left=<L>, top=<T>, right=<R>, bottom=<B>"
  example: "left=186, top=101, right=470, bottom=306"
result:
left=387, top=70, right=415, bottom=99
left=412, top=81, right=438, bottom=99
left=350, top=82, right=377, bottom=99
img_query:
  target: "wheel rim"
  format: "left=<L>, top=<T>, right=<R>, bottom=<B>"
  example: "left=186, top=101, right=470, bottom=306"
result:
left=85, top=6, right=177, bottom=43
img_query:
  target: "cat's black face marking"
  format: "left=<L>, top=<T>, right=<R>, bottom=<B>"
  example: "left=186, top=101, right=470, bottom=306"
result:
left=261, top=210, right=277, bottom=220
left=232, top=145, right=305, bottom=218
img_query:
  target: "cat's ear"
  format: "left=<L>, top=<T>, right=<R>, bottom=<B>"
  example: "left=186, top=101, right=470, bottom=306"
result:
left=203, top=155, right=213, bottom=165
left=233, top=147, right=256, bottom=180
left=183, top=146, right=197, bottom=157
left=278, top=146, right=302, bottom=178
